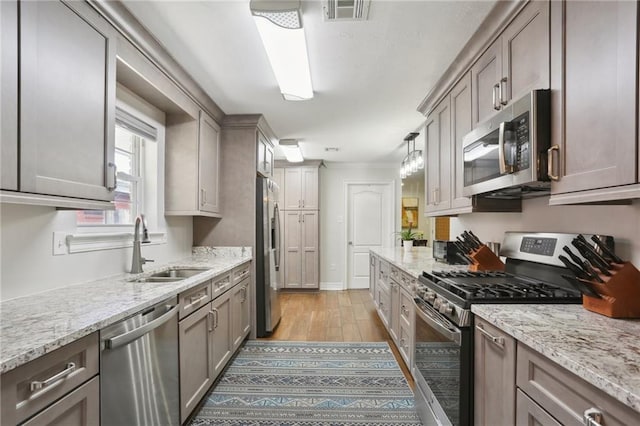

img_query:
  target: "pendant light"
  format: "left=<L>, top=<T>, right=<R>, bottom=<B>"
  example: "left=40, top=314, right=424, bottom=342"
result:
left=400, top=132, right=421, bottom=179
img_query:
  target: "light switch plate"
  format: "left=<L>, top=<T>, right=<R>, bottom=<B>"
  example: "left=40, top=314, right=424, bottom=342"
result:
left=53, top=232, right=68, bottom=256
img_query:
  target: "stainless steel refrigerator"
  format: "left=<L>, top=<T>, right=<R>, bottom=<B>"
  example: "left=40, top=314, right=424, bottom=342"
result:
left=256, top=176, right=281, bottom=337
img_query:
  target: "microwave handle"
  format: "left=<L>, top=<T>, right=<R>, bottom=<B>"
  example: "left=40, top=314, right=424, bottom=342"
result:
left=498, top=122, right=515, bottom=174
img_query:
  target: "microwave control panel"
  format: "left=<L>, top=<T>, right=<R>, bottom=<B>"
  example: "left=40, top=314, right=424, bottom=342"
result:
left=513, top=112, right=530, bottom=170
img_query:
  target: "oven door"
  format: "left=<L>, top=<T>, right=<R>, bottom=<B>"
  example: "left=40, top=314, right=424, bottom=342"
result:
left=413, top=298, right=471, bottom=426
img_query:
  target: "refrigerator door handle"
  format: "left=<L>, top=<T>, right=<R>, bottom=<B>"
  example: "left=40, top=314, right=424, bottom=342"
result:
left=274, top=202, right=281, bottom=271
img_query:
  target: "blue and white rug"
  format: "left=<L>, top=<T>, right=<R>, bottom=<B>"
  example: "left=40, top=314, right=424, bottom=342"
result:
left=190, top=340, right=422, bottom=425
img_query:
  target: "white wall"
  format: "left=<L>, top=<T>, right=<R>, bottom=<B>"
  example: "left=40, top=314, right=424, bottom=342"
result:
left=319, top=162, right=400, bottom=289
left=451, top=197, right=640, bottom=265
left=0, top=204, right=193, bottom=301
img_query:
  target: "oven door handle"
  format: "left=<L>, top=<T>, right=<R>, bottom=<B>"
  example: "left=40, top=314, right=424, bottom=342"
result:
left=414, top=300, right=462, bottom=346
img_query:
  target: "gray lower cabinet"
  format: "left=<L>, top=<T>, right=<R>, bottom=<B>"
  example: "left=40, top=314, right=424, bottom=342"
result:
left=369, top=255, right=377, bottom=306
left=231, top=277, right=251, bottom=350
left=1, top=333, right=99, bottom=425
left=515, top=389, right=561, bottom=426
left=211, top=291, right=232, bottom=377
left=16, top=0, right=116, bottom=202
left=21, top=377, right=100, bottom=426
left=179, top=304, right=214, bottom=424
left=389, top=280, right=401, bottom=342
left=474, top=318, right=516, bottom=426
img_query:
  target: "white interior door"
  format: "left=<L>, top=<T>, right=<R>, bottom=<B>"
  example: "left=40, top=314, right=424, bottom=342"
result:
left=346, top=182, right=394, bottom=289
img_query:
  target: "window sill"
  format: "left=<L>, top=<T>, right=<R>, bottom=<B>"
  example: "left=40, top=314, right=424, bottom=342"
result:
left=65, top=231, right=166, bottom=254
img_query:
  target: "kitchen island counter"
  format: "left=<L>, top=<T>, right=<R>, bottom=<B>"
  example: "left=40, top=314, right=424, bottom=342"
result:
left=472, top=304, right=640, bottom=414
left=0, top=247, right=251, bottom=374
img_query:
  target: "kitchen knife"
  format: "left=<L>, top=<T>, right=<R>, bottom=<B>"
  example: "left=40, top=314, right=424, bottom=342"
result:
left=572, top=239, right=612, bottom=275
left=456, top=236, right=473, bottom=253
left=558, top=254, right=592, bottom=281
left=453, top=243, right=474, bottom=264
left=561, top=274, right=602, bottom=298
left=590, top=235, right=624, bottom=263
left=562, top=246, right=585, bottom=268
left=468, top=230, right=484, bottom=247
left=462, top=232, right=480, bottom=250
left=576, top=235, right=613, bottom=268
left=581, top=260, right=605, bottom=283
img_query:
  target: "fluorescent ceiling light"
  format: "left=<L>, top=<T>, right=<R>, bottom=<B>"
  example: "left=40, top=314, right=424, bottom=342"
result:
left=250, top=0, right=313, bottom=101
left=279, top=139, right=304, bottom=162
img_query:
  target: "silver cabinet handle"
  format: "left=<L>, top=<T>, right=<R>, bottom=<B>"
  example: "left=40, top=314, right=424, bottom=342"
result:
left=547, top=145, right=560, bottom=181
left=189, top=293, right=208, bottom=306
left=499, top=77, right=508, bottom=105
left=401, top=305, right=409, bottom=316
left=302, top=200, right=305, bottom=208
left=213, top=308, right=219, bottom=329
left=107, top=162, right=117, bottom=191
left=200, top=188, right=205, bottom=206
left=492, top=83, right=501, bottom=110
left=30, top=362, right=76, bottom=392
left=105, top=306, right=178, bottom=349
left=208, top=310, right=214, bottom=332
left=584, top=408, right=604, bottom=426
left=476, top=323, right=504, bottom=348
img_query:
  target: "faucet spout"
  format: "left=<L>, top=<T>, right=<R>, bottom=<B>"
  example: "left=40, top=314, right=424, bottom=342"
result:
left=131, top=214, right=153, bottom=273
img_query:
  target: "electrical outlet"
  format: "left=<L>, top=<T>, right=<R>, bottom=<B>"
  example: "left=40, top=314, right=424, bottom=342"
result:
left=330, top=263, right=336, bottom=271
left=53, top=232, right=68, bottom=256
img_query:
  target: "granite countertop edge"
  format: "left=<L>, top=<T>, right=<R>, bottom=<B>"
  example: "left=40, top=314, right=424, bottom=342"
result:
left=369, top=246, right=466, bottom=278
left=472, top=304, right=640, bottom=414
left=0, top=248, right=252, bottom=374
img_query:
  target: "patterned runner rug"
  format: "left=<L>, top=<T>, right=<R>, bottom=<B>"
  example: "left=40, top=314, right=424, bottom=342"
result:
left=190, top=340, right=422, bottom=425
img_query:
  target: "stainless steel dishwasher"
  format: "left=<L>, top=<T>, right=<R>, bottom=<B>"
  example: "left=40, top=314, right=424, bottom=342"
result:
left=100, top=297, right=179, bottom=426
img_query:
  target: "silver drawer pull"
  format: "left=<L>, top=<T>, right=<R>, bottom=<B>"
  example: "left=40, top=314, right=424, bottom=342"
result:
left=476, top=323, right=504, bottom=347
left=584, top=408, right=604, bottom=426
left=189, top=293, right=208, bottom=305
left=30, top=362, right=76, bottom=392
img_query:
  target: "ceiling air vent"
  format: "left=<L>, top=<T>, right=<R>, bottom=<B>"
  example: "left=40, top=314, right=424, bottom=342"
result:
left=323, top=0, right=371, bottom=21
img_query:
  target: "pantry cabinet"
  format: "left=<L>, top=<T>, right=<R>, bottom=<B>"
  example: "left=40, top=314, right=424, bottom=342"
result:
left=166, top=110, right=221, bottom=217
left=472, top=1, right=549, bottom=127
left=1, top=0, right=116, bottom=206
left=549, top=0, right=639, bottom=203
left=284, top=167, right=319, bottom=210
left=283, top=210, right=319, bottom=289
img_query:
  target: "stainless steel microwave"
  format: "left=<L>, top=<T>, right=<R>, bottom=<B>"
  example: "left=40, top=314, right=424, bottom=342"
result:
left=462, top=90, right=551, bottom=197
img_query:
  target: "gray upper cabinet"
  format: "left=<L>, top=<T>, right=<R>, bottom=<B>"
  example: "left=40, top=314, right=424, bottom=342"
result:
left=257, top=131, right=274, bottom=178
left=1, top=1, right=18, bottom=191
left=549, top=0, right=638, bottom=201
left=166, top=110, right=221, bottom=217
left=198, top=111, right=221, bottom=214
left=19, top=0, right=116, bottom=201
left=424, top=96, right=452, bottom=213
left=450, top=72, right=473, bottom=210
left=472, top=1, right=549, bottom=127
left=283, top=167, right=319, bottom=210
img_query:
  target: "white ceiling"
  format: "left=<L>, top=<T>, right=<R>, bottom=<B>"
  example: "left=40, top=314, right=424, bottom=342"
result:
left=122, top=0, right=496, bottom=163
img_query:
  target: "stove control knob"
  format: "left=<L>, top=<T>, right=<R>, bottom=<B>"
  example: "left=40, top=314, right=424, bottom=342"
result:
left=425, top=291, right=436, bottom=302
left=438, top=301, right=448, bottom=314
left=433, top=298, right=441, bottom=309
left=443, top=304, right=454, bottom=316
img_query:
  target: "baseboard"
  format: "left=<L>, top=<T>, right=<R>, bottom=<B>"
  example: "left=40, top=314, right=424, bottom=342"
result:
left=347, top=283, right=369, bottom=290
left=320, top=281, right=344, bottom=291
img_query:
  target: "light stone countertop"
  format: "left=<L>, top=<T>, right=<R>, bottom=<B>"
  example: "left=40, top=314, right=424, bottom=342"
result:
left=369, top=246, right=466, bottom=278
left=0, top=247, right=251, bottom=374
left=472, top=304, right=640, bottom=413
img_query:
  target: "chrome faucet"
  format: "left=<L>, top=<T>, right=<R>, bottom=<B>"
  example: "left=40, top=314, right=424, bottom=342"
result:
left=131, top=214, right=154, bottom=273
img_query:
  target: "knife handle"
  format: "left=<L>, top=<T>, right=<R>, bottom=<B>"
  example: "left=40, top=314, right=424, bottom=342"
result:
left=590, top=235, right=623, bottom=263
left=582, top=261, right=605, bottom=283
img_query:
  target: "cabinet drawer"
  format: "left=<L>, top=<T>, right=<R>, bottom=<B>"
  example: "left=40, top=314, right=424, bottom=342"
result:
left=516, top=343, right=640, bottom=426
left=1, top=333, right=99, bottom=425
left=21, top=376, right=99, bottom=426
left=397, top=320, right=413, bottom=368
left=212, top=272, right=232, bottom=296
left=390, top=265, right=401, bottom=280
left=232, top=263, right=250, bottom=285
left=379, top=260, right=389, bottom=278
left=398, top=272, right=414, bottom=292
left=516, top=389, right=561, bottom=426
left=178, top=280, right=212, bottom=320
left=399, top=289, right=413, bottom=323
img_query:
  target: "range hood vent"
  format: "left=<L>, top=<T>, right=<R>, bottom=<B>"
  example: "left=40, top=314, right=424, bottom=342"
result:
left=323, top=0, right=371, bottom=21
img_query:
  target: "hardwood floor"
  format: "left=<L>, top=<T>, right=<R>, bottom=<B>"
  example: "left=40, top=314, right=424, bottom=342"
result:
left=259, top=289, right=415, bottom=389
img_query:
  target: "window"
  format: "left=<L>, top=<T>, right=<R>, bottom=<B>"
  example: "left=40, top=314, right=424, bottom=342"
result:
left=77, top=106, right=159, bottom=227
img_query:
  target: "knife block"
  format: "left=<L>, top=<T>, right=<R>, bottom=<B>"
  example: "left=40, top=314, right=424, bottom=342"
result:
left=468, top=245, right=505, bottom=272
left=582, top=262, right=640, bottom=319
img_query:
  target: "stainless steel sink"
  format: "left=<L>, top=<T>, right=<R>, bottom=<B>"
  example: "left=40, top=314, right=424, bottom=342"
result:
left=150, top=268, right=209, bottom=279
left=130, top=267, right=210, bottom=283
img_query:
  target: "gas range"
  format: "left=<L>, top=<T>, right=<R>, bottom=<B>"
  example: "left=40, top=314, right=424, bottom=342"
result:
left=415, top=232, right=614, bottom=327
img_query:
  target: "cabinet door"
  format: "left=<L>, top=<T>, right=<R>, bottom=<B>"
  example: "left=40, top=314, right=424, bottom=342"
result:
left=389, top=281, right=400, bottom=341
left=450, top=72, right=473, bottom=210
left=301, top=168, right=319, bottom=209
left=471, top=39, right=502, bottom=126
left=283, top=211, right=302, bottom=288
left=20, top=377, right=100, bottom=426
left=240, top=280, right=251, bottom=337
left=179, top=305, right=214, bottom=424
left=20, top=1, right=115, bottom=201
left=256, top=131, right=273, bottom=177
left=474, top=318, right=516, bottom=426
left=516, top=390, right=562, bottom=426
left=199, top=111, right=220, bottom=213
left=231, top=279, right=250, bottom=350
left=283, top=168, right=302, bottom=209
left=369, top=255, right=377, bottom=302
left=1, top=1, right=18, bottom=190
left=502, top=1, right=550, bottom=103
left=211, top=294, right=232, bottom=378
left=550, top=1, right=637, bottom=195
left=301, top=211, right=319, bottom=288
left=425, top=96, right=452, bottom=213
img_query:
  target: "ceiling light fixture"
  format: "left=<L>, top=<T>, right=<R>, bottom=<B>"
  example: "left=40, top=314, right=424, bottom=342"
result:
left=400, top=132, right=422, bottom=179
left=250, top=0, right=313, bottom=101
left=279, top=139, right=304, bottom=162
